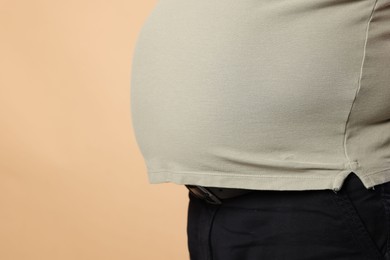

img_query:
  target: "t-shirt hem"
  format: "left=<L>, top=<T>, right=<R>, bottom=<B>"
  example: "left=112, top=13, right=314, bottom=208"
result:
left=360, top=168, right=390, bottom=189
left=146, top=168, right=390, bottom=191
left=146, top=169, right=356, bottom=191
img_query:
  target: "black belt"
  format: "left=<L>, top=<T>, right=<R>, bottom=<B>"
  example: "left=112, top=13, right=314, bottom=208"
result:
left=185, top=185, right=254, bottom=205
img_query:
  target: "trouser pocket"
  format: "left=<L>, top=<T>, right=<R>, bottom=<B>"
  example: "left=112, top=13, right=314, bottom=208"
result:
left=332, top=172, right=389, bottom=260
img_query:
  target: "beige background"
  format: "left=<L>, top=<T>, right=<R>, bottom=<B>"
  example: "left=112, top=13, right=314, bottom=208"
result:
left=0, top=1, right=189, bottom=259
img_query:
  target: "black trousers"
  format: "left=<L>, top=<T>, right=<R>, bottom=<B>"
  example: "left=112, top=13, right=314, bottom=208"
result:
left=187, top=172, right=390, bottom=260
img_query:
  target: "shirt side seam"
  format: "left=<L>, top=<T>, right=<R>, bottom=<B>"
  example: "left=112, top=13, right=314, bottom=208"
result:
left=342, top=0, right=379, bottom=171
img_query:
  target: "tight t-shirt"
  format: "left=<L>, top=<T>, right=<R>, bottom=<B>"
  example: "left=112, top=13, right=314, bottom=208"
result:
left=130, top=0, right=390, bottom=191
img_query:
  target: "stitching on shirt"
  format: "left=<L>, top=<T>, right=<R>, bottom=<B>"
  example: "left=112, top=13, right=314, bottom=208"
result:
left=342, top=0, right=379, bottom=170
left=217, top=157, right=347, bottom=167
left=148, top=170, right=345, bottom=179
left=362, top=168, right=390, bottom=177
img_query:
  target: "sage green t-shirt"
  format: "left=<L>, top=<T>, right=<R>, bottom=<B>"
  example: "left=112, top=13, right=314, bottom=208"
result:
left=130, top=0, right=390, bottom=191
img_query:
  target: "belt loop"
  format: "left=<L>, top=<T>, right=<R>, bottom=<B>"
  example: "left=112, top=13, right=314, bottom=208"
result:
left=186, top=185, right=222, bottom=205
